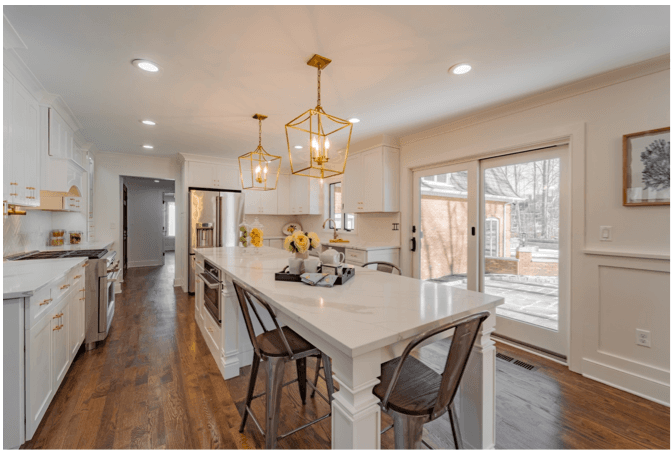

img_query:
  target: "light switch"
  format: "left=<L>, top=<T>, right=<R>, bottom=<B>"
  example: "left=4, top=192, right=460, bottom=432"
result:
left=600, top=226, right=611, bottom=241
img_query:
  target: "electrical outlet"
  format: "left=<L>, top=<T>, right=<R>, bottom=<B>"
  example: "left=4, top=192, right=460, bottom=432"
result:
left=600, top=226, right=612, bottom=241
left=636, top=329, right=651, bottom=348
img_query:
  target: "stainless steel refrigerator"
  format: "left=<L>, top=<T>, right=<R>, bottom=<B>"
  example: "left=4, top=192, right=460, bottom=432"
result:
left=189, top=189, right=245, bottom=293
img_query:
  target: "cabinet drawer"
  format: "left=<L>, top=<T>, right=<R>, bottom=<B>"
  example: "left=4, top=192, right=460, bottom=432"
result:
left=345, top=248, right=366, bottom=264
left=203, top=309, right=221, bottom=352
left=50, top=276, right=71, bottom=302
left=25, top=286, right=54, bottom=330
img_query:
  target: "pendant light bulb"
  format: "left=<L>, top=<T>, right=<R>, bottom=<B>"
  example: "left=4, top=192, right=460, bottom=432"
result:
left=324, top=137, right=330, bottom=150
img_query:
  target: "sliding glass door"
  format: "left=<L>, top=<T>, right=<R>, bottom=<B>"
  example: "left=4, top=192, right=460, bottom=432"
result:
left=413, top=146, right=569, bottom=357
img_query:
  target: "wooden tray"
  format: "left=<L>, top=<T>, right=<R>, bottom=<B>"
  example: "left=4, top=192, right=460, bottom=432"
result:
left=275, top=266, right=355, bottom=286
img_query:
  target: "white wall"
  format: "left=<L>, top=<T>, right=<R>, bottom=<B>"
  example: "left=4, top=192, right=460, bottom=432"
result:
left=399, top=61, right=670, bottom=404
left=163, top=193, right=175, bottom=252
left=94, top=152, right=182, bottom=287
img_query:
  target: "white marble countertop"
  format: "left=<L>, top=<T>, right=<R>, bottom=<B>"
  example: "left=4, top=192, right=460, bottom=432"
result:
left=194, top=246, right=502, bottom=358
left=41, top=239, right=114, bottom=252
left=3, top=257, right=87, bottom=299
left=321, top=241, right=400, bottom=251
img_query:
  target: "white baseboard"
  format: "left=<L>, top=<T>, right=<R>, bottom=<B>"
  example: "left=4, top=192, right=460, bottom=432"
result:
left=128, top=259, right=163, bottom=268
left=582, top=358, right=670, bottom=406
left=173, top=277, right=183, bottom=288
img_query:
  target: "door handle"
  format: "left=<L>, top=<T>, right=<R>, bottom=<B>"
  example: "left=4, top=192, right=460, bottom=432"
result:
left=410, top=237, right=416, bottom=252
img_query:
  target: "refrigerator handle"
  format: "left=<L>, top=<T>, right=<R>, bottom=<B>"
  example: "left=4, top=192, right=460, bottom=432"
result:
left=215, top=195, right=221, bottom=247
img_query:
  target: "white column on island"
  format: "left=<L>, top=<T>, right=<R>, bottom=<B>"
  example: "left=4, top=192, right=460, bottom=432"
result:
left=458, top=315, right=497, bottom=449
left=330, top=350, right=383, bottom=449
left=220, top=276, right=242, bottom=379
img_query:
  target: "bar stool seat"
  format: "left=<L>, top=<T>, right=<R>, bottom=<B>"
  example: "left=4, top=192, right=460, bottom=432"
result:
left=373, top=356, right=442, bottom=416
left=256, top=326, right=316, bottom=357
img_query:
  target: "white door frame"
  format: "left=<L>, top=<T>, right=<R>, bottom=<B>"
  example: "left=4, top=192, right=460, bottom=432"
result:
left=480, top=145, right=571, bottom=357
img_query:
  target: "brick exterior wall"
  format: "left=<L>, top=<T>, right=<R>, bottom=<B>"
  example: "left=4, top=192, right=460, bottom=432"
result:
left=516, top=250, right=558, bottom=277
left=485, top=257, right=519, bottom=274
left=420, top=195, right=511, bottom=279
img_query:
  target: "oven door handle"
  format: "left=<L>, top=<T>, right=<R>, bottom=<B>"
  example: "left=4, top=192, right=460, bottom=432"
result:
left=107, top=270, right=120, bottom=283
left=199, top=272, right=220, bottom=289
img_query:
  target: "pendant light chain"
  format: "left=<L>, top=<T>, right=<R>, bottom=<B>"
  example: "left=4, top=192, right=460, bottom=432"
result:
left=317, top=67, right=321, bottom=108
left=258, top=117, right=262, bottom=146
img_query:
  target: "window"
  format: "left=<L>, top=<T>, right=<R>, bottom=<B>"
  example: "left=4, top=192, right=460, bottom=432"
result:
left=167, top=201, right=176, bottom=237
left=328, top=182, right=355, bottom=231
left=484, top=217, right=499, bottom=257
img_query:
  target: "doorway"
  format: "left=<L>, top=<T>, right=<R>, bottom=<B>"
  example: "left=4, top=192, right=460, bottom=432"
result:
left=412, top=145, right=570, bottom=357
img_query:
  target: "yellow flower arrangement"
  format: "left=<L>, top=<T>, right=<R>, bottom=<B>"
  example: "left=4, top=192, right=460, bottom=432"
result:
left=293, top=232, right=309, bottom=253
left=307, top=232, right=320, bottom=249
left=250, top=227, right=263, bottom=248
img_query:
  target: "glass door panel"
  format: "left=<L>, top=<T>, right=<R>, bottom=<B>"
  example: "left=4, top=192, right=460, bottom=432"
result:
left=480, top=146, right=569, bottom=356
left=413, top=162, right=478, bottom=291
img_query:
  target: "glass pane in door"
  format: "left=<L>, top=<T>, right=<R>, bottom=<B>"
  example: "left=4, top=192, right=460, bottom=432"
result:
left=483, top=158, right=560, bottom=331
left=419, top=171, right=469, bottom=288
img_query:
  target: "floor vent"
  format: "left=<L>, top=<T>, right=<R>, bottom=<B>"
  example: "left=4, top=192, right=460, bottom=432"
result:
left=513, top=359, right=535, bottom=371
left=496, top=352, right=515, bottom=362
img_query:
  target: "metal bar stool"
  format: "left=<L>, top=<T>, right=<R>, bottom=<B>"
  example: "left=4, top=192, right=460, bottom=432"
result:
left=373, top=311, right=490, bottom=449
left=361, top=261, right=402, bottom=275
left=233, top=280, right=335, bottom=449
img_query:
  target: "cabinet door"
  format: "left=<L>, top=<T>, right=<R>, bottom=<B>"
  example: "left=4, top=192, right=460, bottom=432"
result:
left=261, top=189, right=278, bottom=215
left=78, top=288, right=86, bottom=345
left=24, top=93, right=40, bottom=207
left=11, top=79, right=29, bottom=205
left=51, top=305, right=69, bottom=389
left=292, top=176, right=309, bottom=214
left=363, top=149, right=384, bottom=212
left=48, top=109, right=61, bottom=158
left=343, top=153, right=362, bottom=213
left=25, top=313, right=54, bottom=440
left=276, top=174, right=292, bottom=215
left=189, top=162, right=214, bottom=188
left=196, top=276, right=205, bottom=324
left=244, top=189, right=260, bottom=214
left=68, top=294, right=80, bottom=360
left=4, top=68, right=14, bottom=204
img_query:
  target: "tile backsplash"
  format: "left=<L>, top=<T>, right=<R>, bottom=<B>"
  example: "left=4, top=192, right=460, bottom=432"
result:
left=298, top=212, right=401, bottom=245
left=3, top=210, right=53, bottom=257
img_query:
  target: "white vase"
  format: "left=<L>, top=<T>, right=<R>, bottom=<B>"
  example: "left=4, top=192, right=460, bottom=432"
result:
left=288, top=257, right=304, bottom=275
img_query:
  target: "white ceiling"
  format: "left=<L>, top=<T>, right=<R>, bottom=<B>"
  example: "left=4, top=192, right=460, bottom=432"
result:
left=4, top=6, right=669, bottom=159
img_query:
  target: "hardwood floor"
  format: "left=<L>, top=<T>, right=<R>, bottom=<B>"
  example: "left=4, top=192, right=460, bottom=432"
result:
left=22, top=253, right=670, bottom=449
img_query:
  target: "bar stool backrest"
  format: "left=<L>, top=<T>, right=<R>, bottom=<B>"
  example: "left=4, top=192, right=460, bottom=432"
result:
left=232, top=280, right=295, bottom=359
left=380, top=311, right=489, bottom=420
left=361, top=261, right=402, bottom=275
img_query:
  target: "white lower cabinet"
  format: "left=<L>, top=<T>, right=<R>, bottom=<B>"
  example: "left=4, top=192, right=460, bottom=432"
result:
left=18, top=271, right=86, bottom=444
left=344, top=247, right=400, bottom=268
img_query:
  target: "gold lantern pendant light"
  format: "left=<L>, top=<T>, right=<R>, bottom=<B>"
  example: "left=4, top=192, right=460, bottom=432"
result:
left=285, top=54, right=353, bottom=179
left=238, top=114, right=281, bottom=191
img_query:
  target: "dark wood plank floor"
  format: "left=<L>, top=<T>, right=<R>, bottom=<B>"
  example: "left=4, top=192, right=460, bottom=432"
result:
left=22, top=252, right=670, bottom=449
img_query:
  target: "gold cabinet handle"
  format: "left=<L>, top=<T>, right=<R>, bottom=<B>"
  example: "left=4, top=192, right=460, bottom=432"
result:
left=207, top=327, right=213, bottom=333
left=82, top=262, right=89, bottom=267
left=39, top=298, right=53, bottom=306
left=9, top=193, right=17, bottom=196
left=10, top=182, right=17, bottom=186
left=79, top=297, right=85, bottom=301
left=79, top=288, right=86, bottom=292
left=53, top=313, right=63, bottom=319
left=60, top=284, right=70, bottom=290
left=74, top=275, right=81, bottom=279
left=53, top=325, right=63, bottom=331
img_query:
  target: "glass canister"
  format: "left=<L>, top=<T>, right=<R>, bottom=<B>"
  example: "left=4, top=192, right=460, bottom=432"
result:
left=50, top=229, right=65, bottom=246
left=69, top=231, right=83, bottom=244
left=238, top=220, right=251, bottom=248
left=250, top=217, right=264, bottom=252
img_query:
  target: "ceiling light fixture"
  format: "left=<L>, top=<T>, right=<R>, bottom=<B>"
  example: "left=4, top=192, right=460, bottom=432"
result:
left=348, top=118, right=360, bottom=123
left=141, top=120, right=156, bottom=126
left=132, top=59, right=160, bottom=72
left=143, top=145, right=154, bottom=149
left=294, top=145, right=303, bottom=149
left=450, top=63, right=472, bottom=75
left=154, top=180, right=160, bottom=183
left=285, top=54, right=353, bottom=179
left=238, top=114, right=281, bottom=191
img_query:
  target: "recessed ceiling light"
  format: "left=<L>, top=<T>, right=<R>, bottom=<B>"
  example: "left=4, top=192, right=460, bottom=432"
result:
left=143, top=145, right=154, bottom=149
left=154, top=180, right=160, bottom=183
left=132, top=59, right=160, bottom=73
left=294, top=145, right=303, bottom=149
left=348, top=118, right=360, bottom=123
left=450, top=63, right=472, bottom=75
left=141, top=120, right=156, bottom=126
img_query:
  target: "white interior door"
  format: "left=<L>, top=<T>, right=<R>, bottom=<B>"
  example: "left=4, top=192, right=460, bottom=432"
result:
left=479, top=145, right=569, bottom=357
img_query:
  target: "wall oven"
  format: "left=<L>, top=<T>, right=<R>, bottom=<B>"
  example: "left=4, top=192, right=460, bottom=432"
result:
left=200, top=260, right=222, bottom=324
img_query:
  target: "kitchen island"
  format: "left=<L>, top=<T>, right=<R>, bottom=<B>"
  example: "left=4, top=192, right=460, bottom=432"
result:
left=194, top=246, right=503, bottom=449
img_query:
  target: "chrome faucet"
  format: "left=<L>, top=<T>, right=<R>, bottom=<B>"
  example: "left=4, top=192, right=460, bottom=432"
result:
left=323, top=218, right=339, bottom=241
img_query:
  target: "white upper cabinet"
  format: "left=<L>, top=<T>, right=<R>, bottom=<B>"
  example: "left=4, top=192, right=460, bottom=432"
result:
left=187, top=161, right=240, bottom=191
left=3, top=67, right=41, bottom=207
left=243, top=173, right=321, bottom=216
left=343, top=146, right=399, bottom=213
left=42, top=107, right=86, bottom=195
left=276, top=174, right=293, bottom=215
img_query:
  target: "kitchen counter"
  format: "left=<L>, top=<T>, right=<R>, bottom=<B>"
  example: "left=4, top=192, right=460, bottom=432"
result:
left=3, top=257, right=87, bottom=299
left=41, top=239, right=115, bottom=252
left=321, top=241, right=400, bottom=251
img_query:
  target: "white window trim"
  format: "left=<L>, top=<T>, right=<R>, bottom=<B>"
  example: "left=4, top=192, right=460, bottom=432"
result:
left=484, top=217, right=499, bottom=257
left=322, top=175, right=358, bottom=237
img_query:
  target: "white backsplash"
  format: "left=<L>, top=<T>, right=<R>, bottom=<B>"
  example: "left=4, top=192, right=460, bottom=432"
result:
left=3, top=210, right=88, bottom=257
left=3, top=210, right=53, bottom=257
left=298, top=212, right=401, bottom=246
left=243, top=214, right=300, bottom=237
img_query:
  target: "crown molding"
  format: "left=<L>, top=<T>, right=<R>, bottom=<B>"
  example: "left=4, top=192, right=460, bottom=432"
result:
left=348, top=133, right=401, bottom=155
left=401, top=54, right=670, bottom=146
left=179, top=152, right=238, bottom=166
left=3, top=15, right=27, bottom=50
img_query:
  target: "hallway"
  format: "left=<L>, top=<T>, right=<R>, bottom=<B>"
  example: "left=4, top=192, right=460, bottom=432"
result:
left=21, top=257, right=670, bottom=449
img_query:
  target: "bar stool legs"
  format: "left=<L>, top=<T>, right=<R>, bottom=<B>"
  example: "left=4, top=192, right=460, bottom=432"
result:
left=390, top=411, right=429, bottom=449
left=265, top=356, right=287, bottom=449
left=310, top=354, right=334, bottom=403
left=239, top=354, right=260, bottom=434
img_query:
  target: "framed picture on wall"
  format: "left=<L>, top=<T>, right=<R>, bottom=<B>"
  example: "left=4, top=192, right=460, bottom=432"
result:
left=623, top=127, right=670, bottom=206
